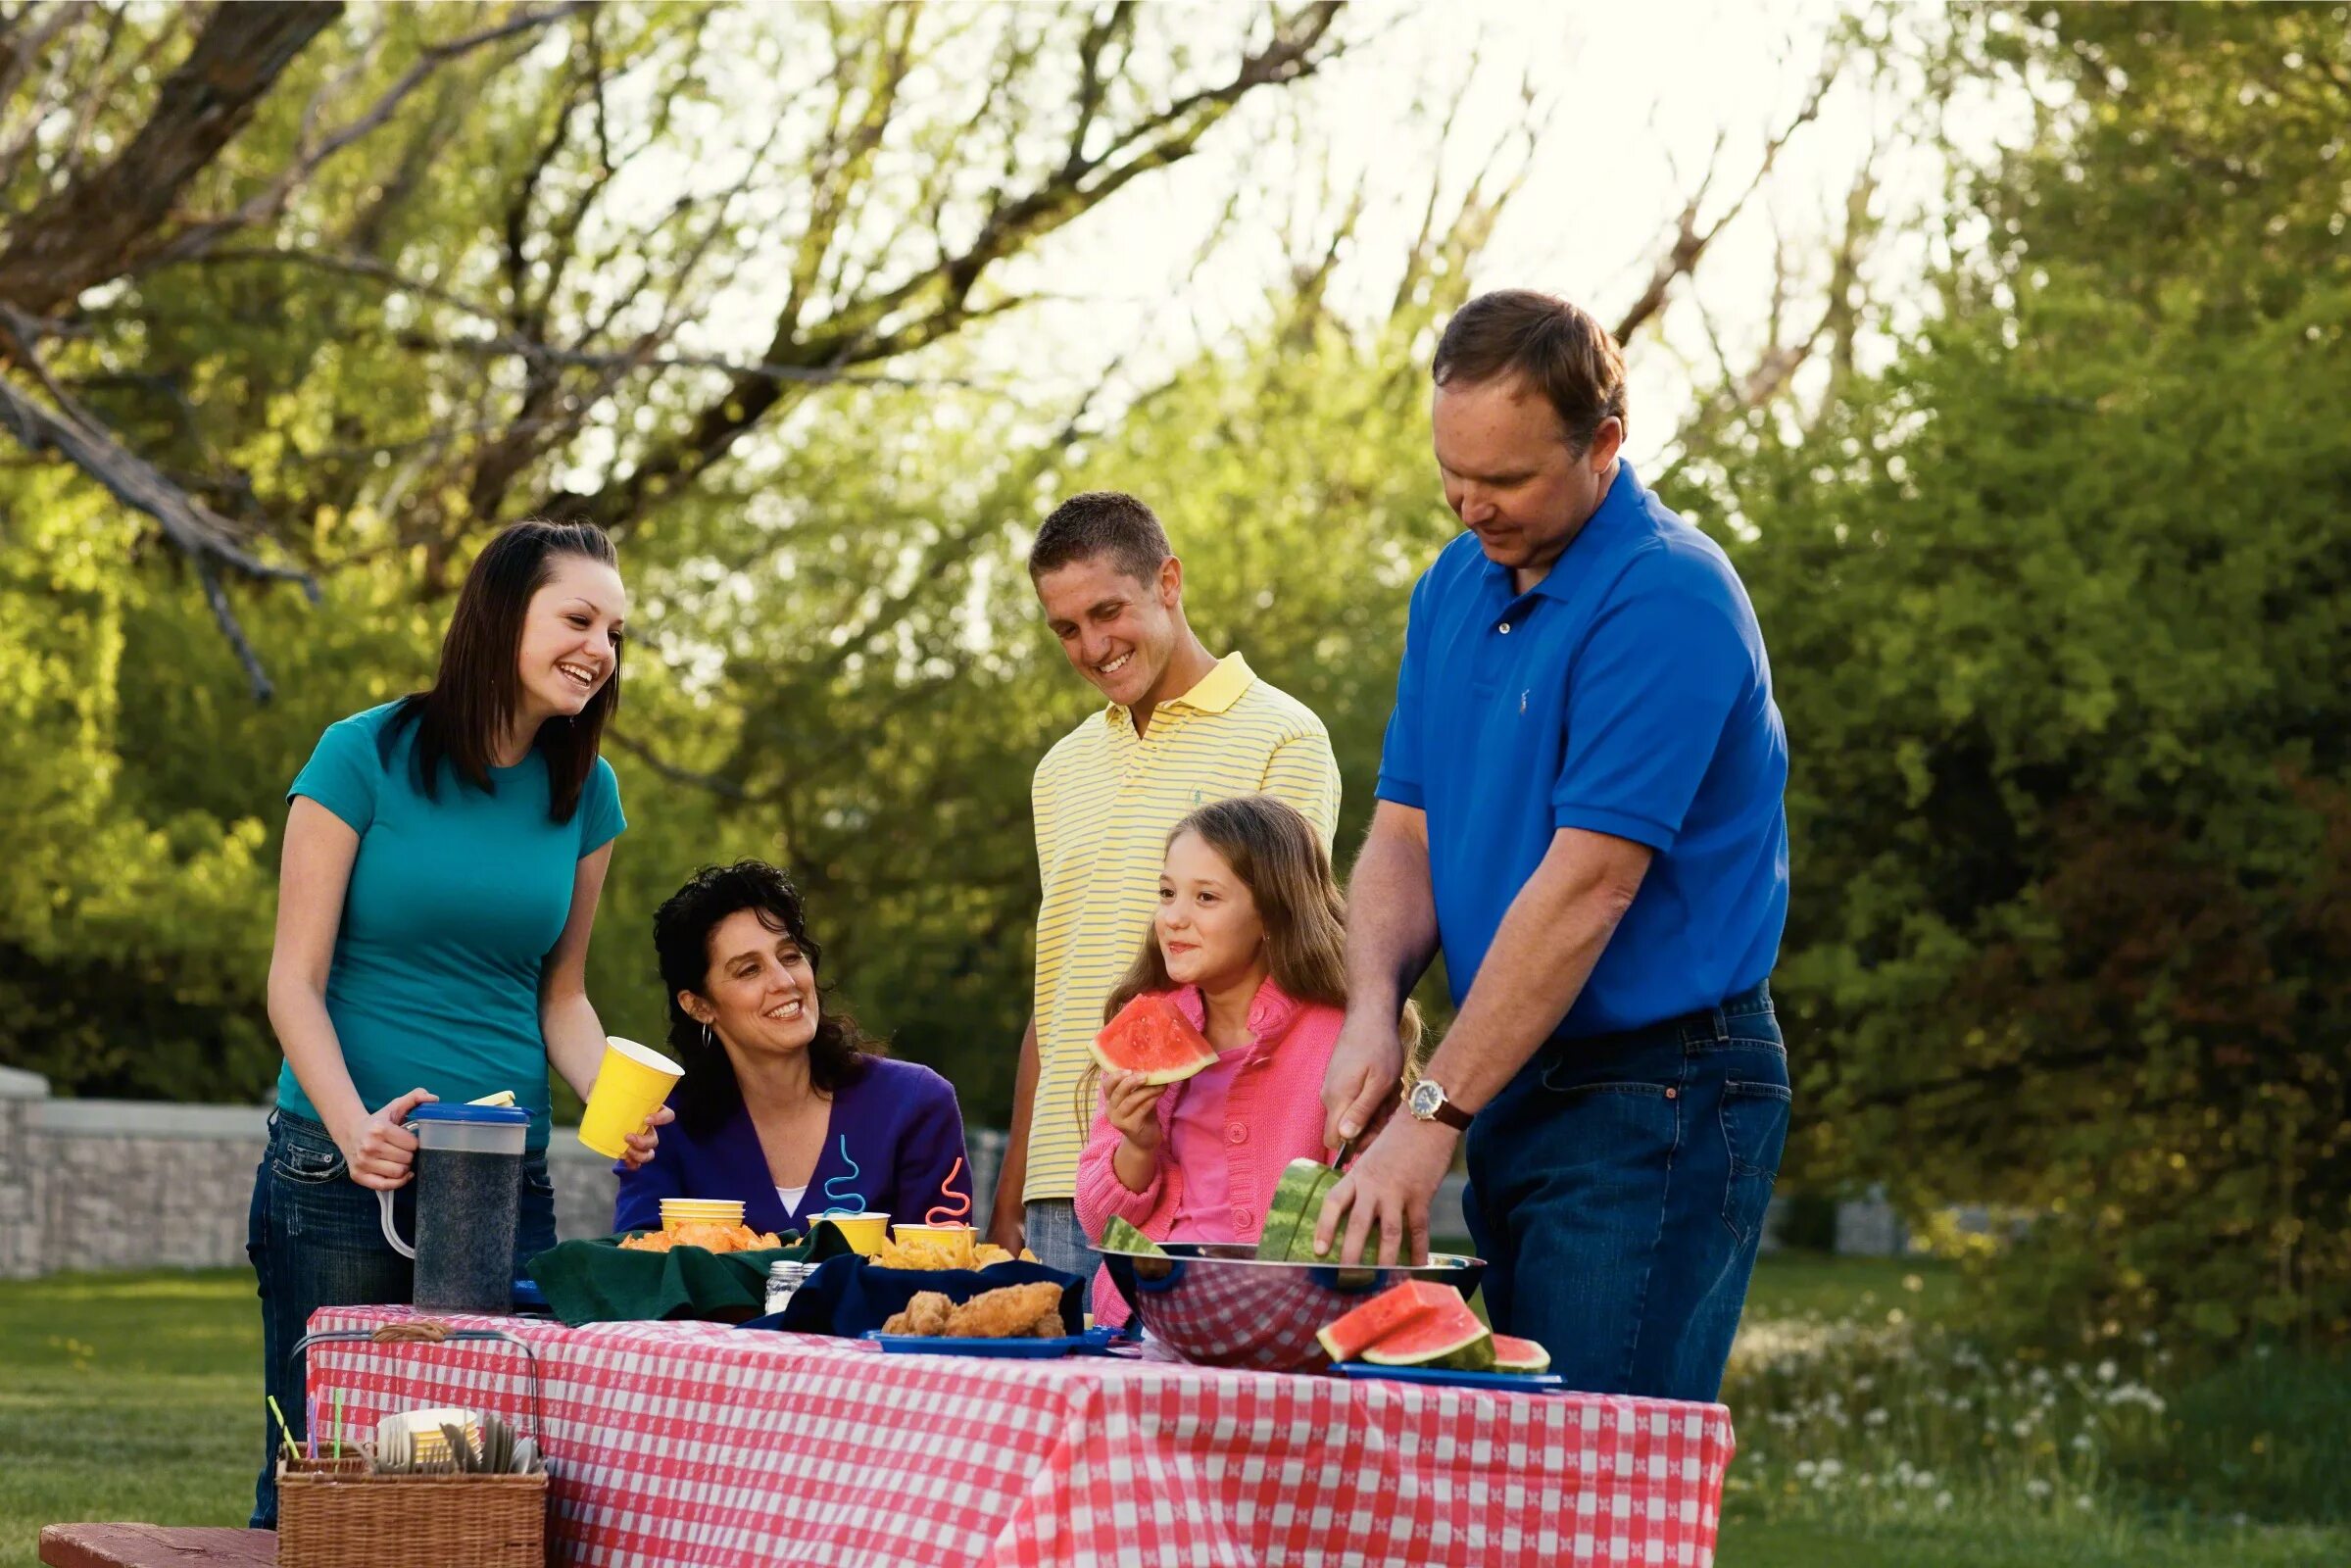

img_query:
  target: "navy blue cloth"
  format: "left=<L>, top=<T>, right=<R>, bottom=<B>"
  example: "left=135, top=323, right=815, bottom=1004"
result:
left=245, top=1109, right=556, bottom=1528
left=612, top=1055, right=970, bottom=1238
left=1376, top=461, right=1788, bottom=1037
left=758, top=1255, right=1085, bottom=1340
left=1462, top=986, right=1789, bottom=1401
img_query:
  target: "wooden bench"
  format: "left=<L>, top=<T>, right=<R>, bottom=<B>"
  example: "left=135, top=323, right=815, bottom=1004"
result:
left=38, top=1525, right=276, bottom=1567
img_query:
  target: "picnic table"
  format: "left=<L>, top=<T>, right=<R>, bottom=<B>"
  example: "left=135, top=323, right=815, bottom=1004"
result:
left=309, top=1305, right=1736, bottom=1567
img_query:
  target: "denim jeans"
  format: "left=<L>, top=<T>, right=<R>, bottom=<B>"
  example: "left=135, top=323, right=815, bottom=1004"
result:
left=245, top=1108, right=556, bottom=1528
left=1463, top=982, right=1789, bottom=1403
left=1023, top=1199, right=1092, bottom=1311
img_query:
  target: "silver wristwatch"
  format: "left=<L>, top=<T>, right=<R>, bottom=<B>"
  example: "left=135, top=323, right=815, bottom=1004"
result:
left=1405, top=1077, right=1474, bottom=1131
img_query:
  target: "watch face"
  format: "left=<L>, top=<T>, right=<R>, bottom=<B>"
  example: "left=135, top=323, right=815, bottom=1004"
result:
left=1408, top=1080, right=1444, bottom=1119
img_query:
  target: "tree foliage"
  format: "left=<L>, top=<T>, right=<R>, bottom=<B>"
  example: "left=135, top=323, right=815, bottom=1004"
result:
left=1708, top=2, right=2351, bottom=1348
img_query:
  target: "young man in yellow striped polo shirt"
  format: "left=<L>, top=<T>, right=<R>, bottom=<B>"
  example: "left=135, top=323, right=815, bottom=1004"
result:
left=987, top=491, right=1341, bottom=1281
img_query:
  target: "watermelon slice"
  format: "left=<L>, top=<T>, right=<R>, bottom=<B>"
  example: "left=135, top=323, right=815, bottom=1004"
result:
left=1254, top=1157, right=1343, bottom=1260
left=1098, top=1216, right=1164, bottom=1255
left=1091, top=994, right=1218, bottom=1086
left=1315, top=1280, right=1457, bottom=1363
left=1491, top=1334, right=1551, bottom=1373
left=1358, top=1293, right=1495, bottom=1371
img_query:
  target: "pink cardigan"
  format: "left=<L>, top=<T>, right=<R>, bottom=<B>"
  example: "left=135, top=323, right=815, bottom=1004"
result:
left=1074, top=980, right=1343, bottom=1328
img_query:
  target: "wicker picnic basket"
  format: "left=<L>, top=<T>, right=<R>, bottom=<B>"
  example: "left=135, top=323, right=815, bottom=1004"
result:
left=277, top=1321, right=549, bottom=1568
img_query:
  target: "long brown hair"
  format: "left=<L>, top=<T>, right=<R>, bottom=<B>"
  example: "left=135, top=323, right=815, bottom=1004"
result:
left=390, top=517, right=620, bottom=822
left=1077, top=796, right=1423, bottom=1121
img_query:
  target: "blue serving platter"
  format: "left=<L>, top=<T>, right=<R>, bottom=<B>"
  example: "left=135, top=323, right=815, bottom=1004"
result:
left=861, top=1328, right=1105, bottom=1359
left=1336, top=1362, right=1565, bottom=1394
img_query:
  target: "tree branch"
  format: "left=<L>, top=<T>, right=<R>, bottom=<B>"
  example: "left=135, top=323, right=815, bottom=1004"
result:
left=571, top=1, right=1344, bottom=533
left=141, top=3, right=586, bottom=273
left=1611, top=48, right=1840, bottom=345
left=0, top=2, right=341, bottom=318
left=0, top=310, right=314, bottom=698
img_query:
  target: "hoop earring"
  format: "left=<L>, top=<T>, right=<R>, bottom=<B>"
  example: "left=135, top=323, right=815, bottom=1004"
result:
left=702, top=1022, right=715, bottom=1053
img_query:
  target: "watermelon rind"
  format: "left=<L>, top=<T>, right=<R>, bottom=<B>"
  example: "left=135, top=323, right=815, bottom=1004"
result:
left=1358, top=1298, right=1495, bottom=1370
left=1315, top=1280, right=1454, bottom=1363
left=1254, top=1157, right=1343, bottom=1259
left=1099, top=1216, right=1164, bottom=1256
left=1490, top=1334, right=1551, bottom=1373
left=1090, top=997, right=1219, bottom=1086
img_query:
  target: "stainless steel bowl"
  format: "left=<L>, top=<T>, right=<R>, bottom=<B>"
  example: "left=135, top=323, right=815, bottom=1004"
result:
left=1095, top=1242, right=1487, bottom=1373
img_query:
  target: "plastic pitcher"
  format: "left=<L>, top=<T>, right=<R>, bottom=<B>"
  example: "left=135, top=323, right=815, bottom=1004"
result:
left=376, top=1102, right=531, bottom=1313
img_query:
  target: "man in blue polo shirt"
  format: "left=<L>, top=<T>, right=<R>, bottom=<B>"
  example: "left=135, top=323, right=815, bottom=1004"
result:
left=1313, top=289, right=1790, bottom=1402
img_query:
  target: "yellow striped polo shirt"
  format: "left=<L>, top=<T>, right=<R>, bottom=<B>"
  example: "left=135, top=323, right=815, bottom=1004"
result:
left=1024, top=652, right=1341, bottom=1203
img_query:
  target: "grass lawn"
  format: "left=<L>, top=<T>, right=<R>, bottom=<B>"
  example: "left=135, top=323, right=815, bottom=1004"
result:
left=2, top=1258, right=2343, bottom=1567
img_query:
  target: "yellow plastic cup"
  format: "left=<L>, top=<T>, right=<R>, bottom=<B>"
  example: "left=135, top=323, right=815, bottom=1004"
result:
left=578, top=1036, right=683, bottom=1159
left=891, top=1223, right=976, bottom=1269
left=818, top=1210, right=891, bottom=1256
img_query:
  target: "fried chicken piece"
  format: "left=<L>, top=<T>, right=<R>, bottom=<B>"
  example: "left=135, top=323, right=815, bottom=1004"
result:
left=1022, top=1308, right=1066, bottom=1339
left=882, top=1291, right=955, bottom=1336
left=943, top=1282, right=1065, bottom=1339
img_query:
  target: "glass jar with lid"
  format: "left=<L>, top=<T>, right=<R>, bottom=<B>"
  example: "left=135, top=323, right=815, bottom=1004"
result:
left=764, top=1259, right=819, bottom=1316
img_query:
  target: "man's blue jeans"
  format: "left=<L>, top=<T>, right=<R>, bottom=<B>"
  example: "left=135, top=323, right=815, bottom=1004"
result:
left=245, top=1109, right=557, bottom=1528
left=1463, top=982, right=1789, bottom=1402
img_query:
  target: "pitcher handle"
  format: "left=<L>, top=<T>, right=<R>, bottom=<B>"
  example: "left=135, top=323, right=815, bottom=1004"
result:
left=377, top=1187, right=416, bottom=1259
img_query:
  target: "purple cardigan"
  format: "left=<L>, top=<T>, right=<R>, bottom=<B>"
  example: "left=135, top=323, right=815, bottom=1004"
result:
left=612, top=1055, right=971, bottom=1237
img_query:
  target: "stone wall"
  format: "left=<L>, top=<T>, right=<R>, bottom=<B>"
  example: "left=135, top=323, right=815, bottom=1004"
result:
left=0, top=1069, right=1871, bottom=1277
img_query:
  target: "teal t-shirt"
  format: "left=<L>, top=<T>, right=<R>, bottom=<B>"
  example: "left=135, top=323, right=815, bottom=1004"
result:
left=279, top=702, right=626, bottom=1148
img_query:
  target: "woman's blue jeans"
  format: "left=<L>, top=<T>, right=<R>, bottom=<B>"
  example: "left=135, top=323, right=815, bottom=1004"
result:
left=1463, top=982, right=1790, bottom=1403
left=245, top=1108, right=556, bottom=1528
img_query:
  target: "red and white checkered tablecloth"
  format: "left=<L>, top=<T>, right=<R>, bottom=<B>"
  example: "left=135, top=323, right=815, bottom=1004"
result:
left=308, top=1306, right=1735, bottom=1568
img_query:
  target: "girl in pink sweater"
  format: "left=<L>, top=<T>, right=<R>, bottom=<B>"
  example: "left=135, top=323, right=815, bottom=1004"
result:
left=1075, top=795, right=1420, bottom=1328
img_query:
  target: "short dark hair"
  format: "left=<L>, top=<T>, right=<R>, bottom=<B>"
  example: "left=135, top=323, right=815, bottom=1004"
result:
left=653, top=860, right=880, bottom=1135
left=1432, top=290, right=1628, bottom=455
left=1028, top=491, right=1172, bottom=586
left=392, top=517, right=620, bottom=822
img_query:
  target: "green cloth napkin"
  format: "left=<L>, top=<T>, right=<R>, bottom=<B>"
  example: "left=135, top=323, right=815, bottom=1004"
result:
left=526, top=1225, right=857, bottom=1326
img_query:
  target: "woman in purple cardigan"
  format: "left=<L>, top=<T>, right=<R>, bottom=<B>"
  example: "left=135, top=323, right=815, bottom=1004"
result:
left=613, top=861, right=969, bottom=1237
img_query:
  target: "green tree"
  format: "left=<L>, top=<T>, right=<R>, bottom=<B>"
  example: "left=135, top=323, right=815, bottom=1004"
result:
left=1709, top=2, right=2351, bottom=1347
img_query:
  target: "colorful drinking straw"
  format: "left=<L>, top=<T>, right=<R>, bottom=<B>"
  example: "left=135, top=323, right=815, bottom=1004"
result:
left=820, top=1136, right=864, bottom=1214
left=925, top=1156, right=971, bottom=1226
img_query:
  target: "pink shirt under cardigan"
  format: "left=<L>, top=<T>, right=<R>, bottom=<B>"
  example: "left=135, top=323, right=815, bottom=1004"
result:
left=1073, top=980, right=1344, bottom=1329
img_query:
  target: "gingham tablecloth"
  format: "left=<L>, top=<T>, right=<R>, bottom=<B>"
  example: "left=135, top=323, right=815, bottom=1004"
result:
left=308, top=1306, right=1734, bottom=1567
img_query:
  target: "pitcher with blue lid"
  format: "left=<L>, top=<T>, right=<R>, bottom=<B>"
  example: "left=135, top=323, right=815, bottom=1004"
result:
left=376, top=1101, right=532, bottom=1313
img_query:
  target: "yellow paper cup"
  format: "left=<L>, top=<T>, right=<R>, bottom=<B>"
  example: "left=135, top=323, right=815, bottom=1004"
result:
left=818, top=1211, right=891, bottom=1256
left=891, top=1223, right=976, bottom=1269
left=661, top=1198, right=744, bottom=1234
left=578, top=1036, right=683, bottom=1160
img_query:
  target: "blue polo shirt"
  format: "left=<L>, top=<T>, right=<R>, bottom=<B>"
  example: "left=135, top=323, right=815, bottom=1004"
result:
left=1376, top=462, right=1788, bottom=1038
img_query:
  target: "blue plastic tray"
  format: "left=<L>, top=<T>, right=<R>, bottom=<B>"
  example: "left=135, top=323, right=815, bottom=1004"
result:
left=862, top=1328, right=1104, bottom=1358
left=1336, top=1362, right=1565, bottom=1393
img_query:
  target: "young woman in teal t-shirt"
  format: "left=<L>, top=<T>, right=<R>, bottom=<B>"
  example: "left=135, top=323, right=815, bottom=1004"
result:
left=246, top=518, right=669, bottom=1527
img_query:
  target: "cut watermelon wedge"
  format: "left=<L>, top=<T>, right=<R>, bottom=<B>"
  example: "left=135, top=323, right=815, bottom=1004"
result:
left=1358, top=1294, right=1495, bottom=1371
left=1491, top=1334, right=1551, bottom=1373
left=1316, top=1280, right=1457, bottom=1364
left=1092, top=994, right=1219, bottom=1086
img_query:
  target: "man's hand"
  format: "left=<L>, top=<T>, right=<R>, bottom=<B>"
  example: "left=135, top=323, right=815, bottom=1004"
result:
left=1311, top=1114, right=1457, bottom=1267
left=1321, top=1011, right=1407, bottom=1152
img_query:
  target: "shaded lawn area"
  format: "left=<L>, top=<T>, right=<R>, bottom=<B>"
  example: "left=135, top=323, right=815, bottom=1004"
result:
left=1, top=1259, right=2343, bottom=1568
left=0, top=1271, right=258, bottom=1568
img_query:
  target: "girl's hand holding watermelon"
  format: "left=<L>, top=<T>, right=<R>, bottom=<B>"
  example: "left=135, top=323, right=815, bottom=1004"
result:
left=1104, top=1070, right=1169, bottom=1193
left=1103, top=1070, right=1168, bottom=1151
